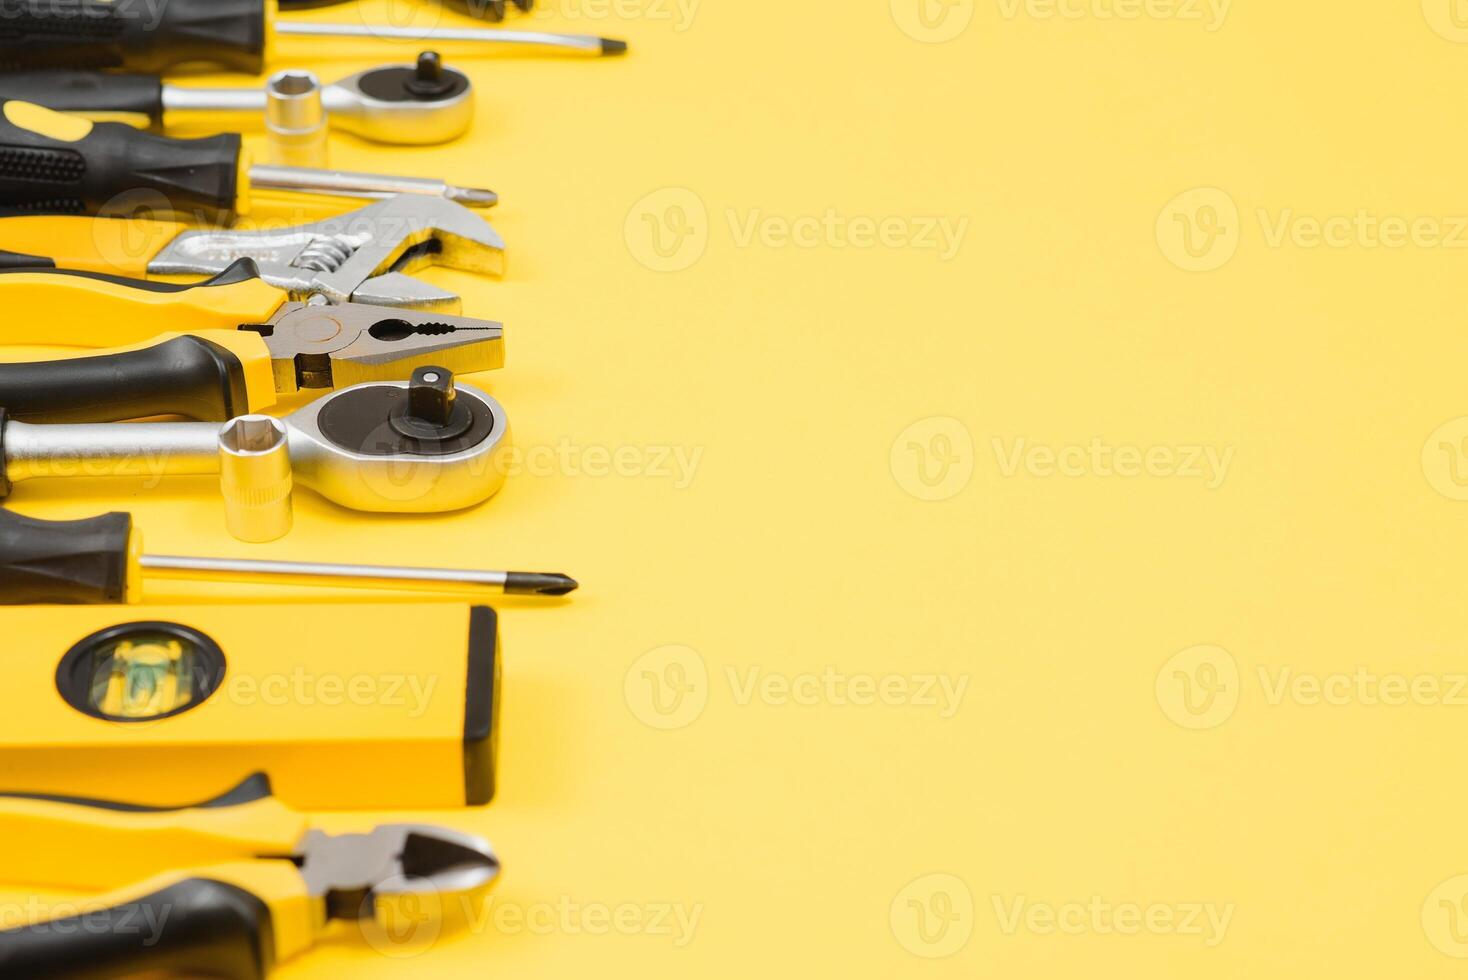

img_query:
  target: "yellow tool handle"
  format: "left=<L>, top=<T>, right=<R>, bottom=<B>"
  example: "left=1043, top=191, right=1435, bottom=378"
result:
left=0, top=263, right=283, bottom=347
left=0, top=862, right=316, bottom=980
left=0, top=214, right=188, bottom=278
left=0, top=780, right=307, bottom=892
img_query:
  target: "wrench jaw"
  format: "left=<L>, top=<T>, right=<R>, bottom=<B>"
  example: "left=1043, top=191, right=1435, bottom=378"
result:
left=147, top=196, right=507, bottom=310
left=255, top=303, right=506, bottom=394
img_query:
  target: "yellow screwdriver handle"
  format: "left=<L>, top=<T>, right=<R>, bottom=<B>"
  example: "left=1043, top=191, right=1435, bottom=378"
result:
left=0, top=262, right=284, bottom=348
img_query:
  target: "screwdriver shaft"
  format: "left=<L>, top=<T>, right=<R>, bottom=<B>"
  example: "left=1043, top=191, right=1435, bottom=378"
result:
left=249, top=164, right=497, bottom=208
left=276, top=21, right=619, bottom=55
left=139, top=555, right=577, bottom=596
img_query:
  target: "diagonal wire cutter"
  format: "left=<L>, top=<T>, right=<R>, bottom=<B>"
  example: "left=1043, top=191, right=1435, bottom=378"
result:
left=0, top=773, right=500, bottom=980
left=0, top=258, right=504, bottom=422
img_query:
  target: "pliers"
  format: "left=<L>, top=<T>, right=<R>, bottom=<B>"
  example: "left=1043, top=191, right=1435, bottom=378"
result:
left=0, top=258, right=504, bottom=422
left=0, top=773, right=500, bottom=980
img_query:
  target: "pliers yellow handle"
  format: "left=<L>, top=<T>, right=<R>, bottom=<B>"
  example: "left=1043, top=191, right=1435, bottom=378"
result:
left=0, top=774, right=500, bottom=980
left=0, top=259, right=504, bottom=422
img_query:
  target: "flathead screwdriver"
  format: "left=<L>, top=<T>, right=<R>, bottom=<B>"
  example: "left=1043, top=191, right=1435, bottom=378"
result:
left=0, top=0, right=627, bottom=74
left=0, top=509, right=578, bottom=605
left=0, top=101, right=495, bottom=220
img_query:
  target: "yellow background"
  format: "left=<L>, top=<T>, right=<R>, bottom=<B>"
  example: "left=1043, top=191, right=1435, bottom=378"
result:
left=6, top=0, right=1468, bottom=975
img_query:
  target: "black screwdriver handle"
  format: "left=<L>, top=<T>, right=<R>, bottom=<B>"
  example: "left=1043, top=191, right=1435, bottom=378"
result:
left=0, top=334, right=251, bottom=423
left=0, top=503, right=133, bottom=603
left=0, top=99, right=242, bottom=219
left=0, top=0, right=267, bottom=73
left=0, top=71, right=165, bottom=125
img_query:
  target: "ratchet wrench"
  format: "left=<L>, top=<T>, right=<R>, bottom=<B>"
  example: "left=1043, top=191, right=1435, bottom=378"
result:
left=0, top=368, right=512, bottom=513
left=0, top=54, right=475, bottom=145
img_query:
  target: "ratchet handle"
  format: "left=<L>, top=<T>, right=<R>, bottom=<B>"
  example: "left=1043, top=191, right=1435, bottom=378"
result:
left=0, top=0, right=267, bottom=73
left=0, top=504, right=133, bottom=602
left=0, top=71, right=164, bottom=125
left=0, top=334, right=252, bottom=422
left=0, top=100, right=242, bottom=219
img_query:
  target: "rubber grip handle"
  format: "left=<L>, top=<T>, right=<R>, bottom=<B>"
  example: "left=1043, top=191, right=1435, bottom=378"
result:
left=0, top=505, right=133, bottom=603
left=0, top=877, right=274, bottom=980
left=0, top=71, right=164, bottom=124
left=0, top=334, right=250, bottom=422
left=0, top=100, right=241, bottom=219
left=0, top=0, right=268, bottom=73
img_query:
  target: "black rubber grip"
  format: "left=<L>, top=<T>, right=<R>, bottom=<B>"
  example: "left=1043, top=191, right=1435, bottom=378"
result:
left=0, top=334, right=250, bottom=422
left=0, top=99, right=241, bottom=218
left=0, top=877, right=275, bottom=980
left=0, top=506, right=132, bottom=602
left=0, top=71, right=164, bottom=124
left=0, top=0, right=268, bottom=73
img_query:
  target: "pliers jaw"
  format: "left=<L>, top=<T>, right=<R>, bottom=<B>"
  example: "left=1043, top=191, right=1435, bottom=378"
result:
left=298, top=824, right=501, bottom=921
left=254, top=301, right=506, bottom=393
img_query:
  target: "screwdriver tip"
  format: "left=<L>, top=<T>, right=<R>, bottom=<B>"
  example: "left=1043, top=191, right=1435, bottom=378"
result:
left=447, top=186, right=500, bottom=208
left=600, top=38, right=629, bottom=55
left=504, top=572, right=580, bottom=596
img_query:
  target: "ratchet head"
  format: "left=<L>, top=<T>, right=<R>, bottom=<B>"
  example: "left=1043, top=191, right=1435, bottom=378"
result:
left=326, top=53, right=475, bottom=145
left=298, top=823, right=500, bottom=922
left=256, top=301, right=505, bottom=393
left=282, top=368, right=512, bottom=512
left=149, top=195, right=507, bottom=311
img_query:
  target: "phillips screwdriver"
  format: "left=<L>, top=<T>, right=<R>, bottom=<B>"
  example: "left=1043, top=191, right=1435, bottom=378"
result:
left=0, top=101, right=495, bottom=221
left=0, top=508, right=579, bottom=604
left=0, top=0, right=627, bottom=74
